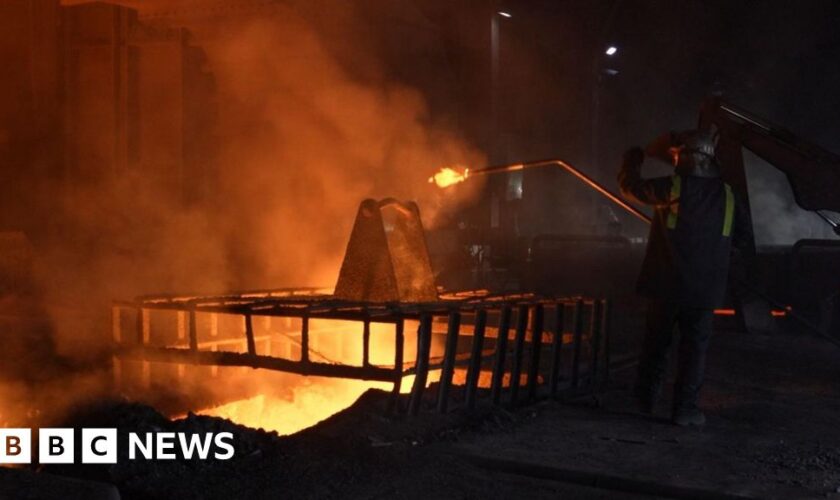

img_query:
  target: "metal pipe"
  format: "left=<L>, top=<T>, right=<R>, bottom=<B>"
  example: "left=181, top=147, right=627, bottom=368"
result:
left=466, top=159, right=651, bottom=224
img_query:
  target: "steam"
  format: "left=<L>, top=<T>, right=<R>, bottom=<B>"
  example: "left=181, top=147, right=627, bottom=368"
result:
left=743, top=150, right=838, bottom=245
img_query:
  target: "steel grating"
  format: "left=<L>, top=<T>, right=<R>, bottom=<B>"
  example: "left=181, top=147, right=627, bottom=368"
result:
left=112, top=288, right=611, bottom=413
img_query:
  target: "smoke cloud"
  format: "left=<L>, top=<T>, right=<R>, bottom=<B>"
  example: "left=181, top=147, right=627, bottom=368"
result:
left=207, top=5, right=485, bottom=288
left=2, top=1, right=485, bottom=425
left=743, top=150, right=837, bottom=245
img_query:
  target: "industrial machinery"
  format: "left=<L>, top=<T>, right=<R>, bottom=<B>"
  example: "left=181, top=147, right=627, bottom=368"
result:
left=427, top=97, right=840, bottom=337
left=113, top=199, right=611, bottom=415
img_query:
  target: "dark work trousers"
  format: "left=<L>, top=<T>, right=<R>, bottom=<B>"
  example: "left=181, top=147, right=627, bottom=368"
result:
left=636, top=299, right=714, bottom=411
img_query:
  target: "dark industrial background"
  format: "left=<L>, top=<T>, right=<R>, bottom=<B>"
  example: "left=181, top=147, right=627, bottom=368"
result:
left=3, top=0, right=840, bottom=238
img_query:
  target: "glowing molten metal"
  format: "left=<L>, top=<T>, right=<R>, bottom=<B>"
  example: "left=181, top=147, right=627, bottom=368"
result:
left=181, top=319, right=440, bottom=435
left=428, top=166, right=469, bottom=188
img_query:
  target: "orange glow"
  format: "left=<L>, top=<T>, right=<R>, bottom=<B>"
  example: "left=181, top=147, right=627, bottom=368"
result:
left=190, top=372, right=440, bottom=435
left=183, top=319, right=441, bottom=435
left=429, top=166, right=469, bottom=188
left=715, top=307, right=791, bottom=317
left=771, top=306, right=792, bottom=317
left=668, top=146, right=682, bottom=166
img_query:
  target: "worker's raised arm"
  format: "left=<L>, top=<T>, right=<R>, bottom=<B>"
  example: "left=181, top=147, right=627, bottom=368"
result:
left=617, top=147, right=673, bottom=206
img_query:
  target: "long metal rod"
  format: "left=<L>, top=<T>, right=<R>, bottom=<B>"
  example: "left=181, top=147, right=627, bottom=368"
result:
left=467, top=159, right=651, bottom=224
left=115, top=346, right=396, bottom=382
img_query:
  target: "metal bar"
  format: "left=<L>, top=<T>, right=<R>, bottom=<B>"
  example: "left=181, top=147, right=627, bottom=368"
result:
left=465, top=309, right=488, bottom=410
left=491, top=306, right=512, bottom=405
left=125, top=301, right=409, bottom=322
left=300, top=315, right=310, bottom=363
left=245, top=314, right=256, bottom=356
left=549, top=303, right=565, bottom=398
left=465, top=159, right=651, bottom=223
left=135, top=307, right=144, bottom=344
left=138, top=308, right=150, bottom=389
left=589, top=300, right=604, bottom=390
left=527, top=304, right=544, bottom=401
left=389, top=319, right=405, bottom=413
left=188, top=308, right=198, bottom=351
left=509, top=305, right=529, bottom=407
left=362, top=319, right=371, bottom=367
left=114, top=346, right=395, bottom=382
left=402, top=347, right=497, bottom=376
left=437, top=311, right=462, bottom=413
left=571, top=300, right=585, bottom=390
left=409, top=313, right=433, bottom=416
left=602, top=299, right=612, bottom=391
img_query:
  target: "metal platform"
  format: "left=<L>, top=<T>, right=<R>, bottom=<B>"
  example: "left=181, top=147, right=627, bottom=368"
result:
left=112, top=288, right=611, bottom=414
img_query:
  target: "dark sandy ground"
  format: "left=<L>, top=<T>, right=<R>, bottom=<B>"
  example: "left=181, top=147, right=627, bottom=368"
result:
left=451, top=327, right=840, bottom=499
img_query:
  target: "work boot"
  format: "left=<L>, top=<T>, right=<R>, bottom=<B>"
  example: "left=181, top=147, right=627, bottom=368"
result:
left=672, top=407, right=706, bottom=427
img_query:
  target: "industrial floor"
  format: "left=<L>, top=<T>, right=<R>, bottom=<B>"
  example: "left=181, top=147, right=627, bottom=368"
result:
left=5, top=321, right=840, bottom=500
left=445, top=326, right=840, bottom=499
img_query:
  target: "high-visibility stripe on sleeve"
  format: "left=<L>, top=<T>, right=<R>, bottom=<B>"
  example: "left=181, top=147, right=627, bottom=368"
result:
left=723, top=183, right=734, bottom=236
left=666, top=175, right=681, bottom=229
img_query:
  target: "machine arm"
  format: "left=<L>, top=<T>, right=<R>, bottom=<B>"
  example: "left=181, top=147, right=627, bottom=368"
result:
left=699, top=97, right=840, bottom=214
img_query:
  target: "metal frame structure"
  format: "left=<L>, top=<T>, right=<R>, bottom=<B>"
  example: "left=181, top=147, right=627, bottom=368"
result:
left=112, top=288, right=611, bottom=414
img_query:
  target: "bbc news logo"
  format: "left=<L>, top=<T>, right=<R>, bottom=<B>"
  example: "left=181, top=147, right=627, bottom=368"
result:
left=0, top=428, right=235, bottom=464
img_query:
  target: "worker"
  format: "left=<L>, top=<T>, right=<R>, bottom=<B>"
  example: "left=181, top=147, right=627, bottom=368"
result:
left=618, top=130, right=751, bottom=426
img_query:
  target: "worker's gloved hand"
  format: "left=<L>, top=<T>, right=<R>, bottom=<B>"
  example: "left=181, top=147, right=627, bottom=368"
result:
left=645, top=131, right=680, bottom=165
left=623, top=147, right=645, bottom=167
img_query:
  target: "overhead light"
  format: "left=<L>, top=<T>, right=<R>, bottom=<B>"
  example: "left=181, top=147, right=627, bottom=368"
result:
left=605, top=46, right=618, bottom=56
left=498, top=11, right=512, bottom=18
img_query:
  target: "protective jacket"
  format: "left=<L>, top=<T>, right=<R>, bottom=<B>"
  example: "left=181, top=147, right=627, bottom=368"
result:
left=618, top=149, right=750, bottom=308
